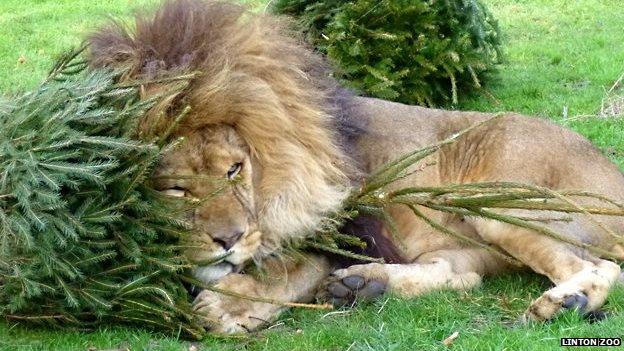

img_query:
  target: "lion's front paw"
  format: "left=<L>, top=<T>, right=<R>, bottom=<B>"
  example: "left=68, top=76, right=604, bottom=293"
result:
left=193, top=290, right=262, bottom=334
left=192, top=273, right=281, bottom=334
left=316, top=264, right=388, bottom=306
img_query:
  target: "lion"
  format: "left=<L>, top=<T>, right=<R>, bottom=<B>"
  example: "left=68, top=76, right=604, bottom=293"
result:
left=88, top=0, right=624, bottom=334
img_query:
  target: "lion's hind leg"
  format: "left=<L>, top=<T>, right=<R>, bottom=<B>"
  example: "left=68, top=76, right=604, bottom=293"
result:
left=469, top=215, right=622, bottom=322
left=317, top=248, right=508, bottom=305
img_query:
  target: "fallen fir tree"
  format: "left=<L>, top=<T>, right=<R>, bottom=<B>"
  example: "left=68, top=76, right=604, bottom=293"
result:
left=1, top=49, right=623, bottom=339
left=272, top=0, right=503, bottom=106
left=0, top=48, right=205, bottom=338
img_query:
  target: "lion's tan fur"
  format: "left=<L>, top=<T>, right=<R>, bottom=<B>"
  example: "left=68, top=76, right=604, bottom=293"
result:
left=89, top=0, right=624, bottom=334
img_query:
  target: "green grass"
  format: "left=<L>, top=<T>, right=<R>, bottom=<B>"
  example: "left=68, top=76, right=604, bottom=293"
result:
left=1, top=0, right=623, bottom=350
left=0, top=0, right=157, bottom=93
left=459, top=0, right=624, bottom=169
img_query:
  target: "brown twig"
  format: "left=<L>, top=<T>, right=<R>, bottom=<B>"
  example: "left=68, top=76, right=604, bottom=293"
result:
left=306, top=241, right=385, bottom=263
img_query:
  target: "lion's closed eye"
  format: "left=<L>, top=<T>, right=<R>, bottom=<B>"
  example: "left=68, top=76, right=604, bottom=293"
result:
left=162, top=186, right=187, bottom=197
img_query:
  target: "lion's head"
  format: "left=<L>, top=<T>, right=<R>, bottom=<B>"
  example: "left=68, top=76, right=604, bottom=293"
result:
left=88, top=0, right=357, bottom=280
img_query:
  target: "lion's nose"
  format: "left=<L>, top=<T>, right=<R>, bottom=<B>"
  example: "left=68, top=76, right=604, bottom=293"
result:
left=213, top=230, right=244, bottom=250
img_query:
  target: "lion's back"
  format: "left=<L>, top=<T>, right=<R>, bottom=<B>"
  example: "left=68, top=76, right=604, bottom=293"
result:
left=349, top=97, right=624, bottom=199
left=348, top=96, right=624, bottom=257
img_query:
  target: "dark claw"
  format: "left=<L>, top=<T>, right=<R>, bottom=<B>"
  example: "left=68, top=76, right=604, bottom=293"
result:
left=584, top=310, right=607, bottom=323
left=562, top=294, right=588, bottom=312
left=356, top=279, right=386, bottom=300
left=342, top=275, right=365, bottom=290
left=328, top=282, right=351, bottom=298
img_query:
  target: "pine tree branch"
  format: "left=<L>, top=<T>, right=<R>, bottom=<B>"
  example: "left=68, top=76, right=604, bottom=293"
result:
left=306, top=241, right=385, bottom=263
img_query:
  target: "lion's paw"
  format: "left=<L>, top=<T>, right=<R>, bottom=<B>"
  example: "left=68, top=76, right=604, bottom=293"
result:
left=317, top=264, right=388, bottom=306
left=524, top=290, right=587, bottom=323
left=522, top=264, right=617, bottom=323
left=523, top=290, right=609, bottom=323
left=193, top=289, right=258, bottom=334
left=192, top=273, right=276, bottom=334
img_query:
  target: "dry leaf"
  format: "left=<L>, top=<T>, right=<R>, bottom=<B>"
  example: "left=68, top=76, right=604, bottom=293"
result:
left=442, top=331, right=459, bottom=346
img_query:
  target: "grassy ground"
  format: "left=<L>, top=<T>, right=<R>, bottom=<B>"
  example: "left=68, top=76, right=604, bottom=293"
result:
left=1, top=0, right=623, bottom=350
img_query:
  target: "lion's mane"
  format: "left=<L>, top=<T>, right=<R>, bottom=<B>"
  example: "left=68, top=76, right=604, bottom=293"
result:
left=88, top=0, right=357, bottom=253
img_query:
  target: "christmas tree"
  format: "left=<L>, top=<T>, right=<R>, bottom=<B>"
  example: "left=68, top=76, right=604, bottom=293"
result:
left=273, top=0, right=503, bottom=106
left=0, top=48, right=204, bottom=338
